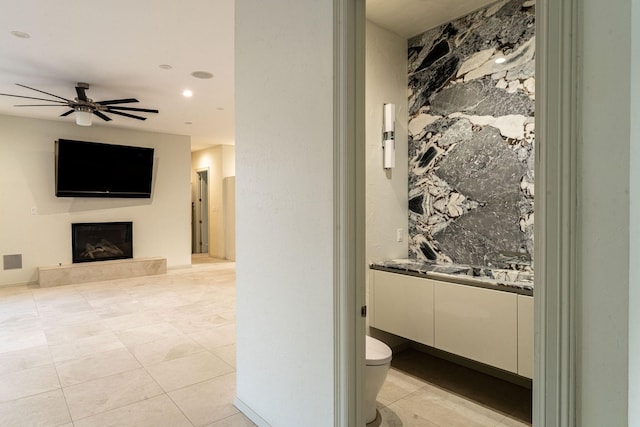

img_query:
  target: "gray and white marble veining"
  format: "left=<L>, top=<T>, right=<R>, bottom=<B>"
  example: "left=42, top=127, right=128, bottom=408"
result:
left=407, top=0, right=535, bottom=273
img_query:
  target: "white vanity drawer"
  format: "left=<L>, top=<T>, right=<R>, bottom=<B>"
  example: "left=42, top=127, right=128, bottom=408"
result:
left=434, top=282, right=518, bottom=373
left=371, top=270, right=435, bottom=347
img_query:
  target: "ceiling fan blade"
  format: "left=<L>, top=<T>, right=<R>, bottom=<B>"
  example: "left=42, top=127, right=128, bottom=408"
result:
left=97, top=98, right=139, bottom=105
left=14, top=104, right=68, bottom=107
left=0, top=93, right=68, bottom=104
left=107, top=110, right=147, bottom=121
left=106, top=106, right=159, bottom=113
left=60, top=110, right=75, bottom=117
left=93, top=110, right=112, bottom=122
left=15, top=83, right=72, bottom=102
left=75, top=85, right=88, bottom=101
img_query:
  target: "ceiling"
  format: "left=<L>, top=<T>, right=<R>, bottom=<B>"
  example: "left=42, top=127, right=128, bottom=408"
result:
left=0, top=1, right=494, bottom=151
left=367, top=0, right=498, bottom=39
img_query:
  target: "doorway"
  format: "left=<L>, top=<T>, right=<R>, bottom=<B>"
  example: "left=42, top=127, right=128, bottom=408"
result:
left=193, top=168, right=210, bottom=254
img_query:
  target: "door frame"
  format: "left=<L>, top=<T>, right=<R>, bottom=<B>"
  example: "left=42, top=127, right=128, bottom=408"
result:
left=334, top=0, right=366, bottom=425
left=193, top=167, right=210, bottom=255
left=334, top=0, right=579, bottom=425
left=533, top=0, right=578, bottom=424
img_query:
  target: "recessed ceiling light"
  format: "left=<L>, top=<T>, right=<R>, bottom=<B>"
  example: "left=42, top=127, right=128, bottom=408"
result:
left=191, top=71, right=214, bottom=79
left=10, top=30, right=30, bottom=39
left=183, top=89, right=193, bottom=98
left=494, top=57, right=507, bottom=64
left=216, top=107, right=224, bottom=111
left=159, top=64, right=173, bottom=70
left=184, top=121, right=192, bottom=125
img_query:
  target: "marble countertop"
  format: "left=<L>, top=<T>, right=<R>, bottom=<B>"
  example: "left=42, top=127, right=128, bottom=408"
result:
left=370, top=259, right=533, bottom=296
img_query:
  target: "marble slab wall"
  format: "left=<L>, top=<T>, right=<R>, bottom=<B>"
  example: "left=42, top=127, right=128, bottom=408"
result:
left=407, top=0, right=535, bottom=271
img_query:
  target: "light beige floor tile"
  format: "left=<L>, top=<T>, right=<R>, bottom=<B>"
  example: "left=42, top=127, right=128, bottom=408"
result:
left=0, top=285, right=31, bottom=298
left=0, top=345, right=52, bottom=376
left=63, top=367, right=163, bottom=420
left=190, top=324, right=236, bottom=351
left=169, top=312, right=235, bottom=334
left=378, top=367, right=428, bottom=404
left=55, top=347, right=141, bottom=387
left=93, top=301, right=148, bottom=318
left=129, top=334, right=205, bottom=366
left=392, top=384, right=506, bottom=427
left=0, top=294, right=38, bottom=318
left=49, top=332, right=125, bottom=363
left=0, top=329, right=47, bottom=354
left=0, top=389, right=71, bottom=427
left=0, top=312, right=41, bottom=334
left=72, top=394, right=192, bottom=427
left=38, top=309, right=102, bottom=327
left=210, top=343, right=236, bottom=368
left=146, top=351, right=234, bottom=392
left=44, top=320, right=110, bottom=346
left=169, top=372, right=238, bottom=426
left=0, top=364, right=60, bottom=403
left=205, top=412, right=257, bottom=427
left=36, top=299, right=94, bottom=316
left=375, top=403, right=441, bottom=427
left=101, top=310, right=165, bottom=331
left=116, top=322, right=184, bottom=347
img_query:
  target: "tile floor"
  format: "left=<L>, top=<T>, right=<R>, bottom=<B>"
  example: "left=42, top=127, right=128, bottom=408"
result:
left=0, top=257, right=531, bottom=427
left=371, top=349, right=532, bottom=426
left=0, top=258, right=254, bottom=427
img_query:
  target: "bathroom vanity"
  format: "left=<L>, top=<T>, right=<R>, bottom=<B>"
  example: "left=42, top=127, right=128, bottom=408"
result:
left=369, top=260, right=533, bottom=379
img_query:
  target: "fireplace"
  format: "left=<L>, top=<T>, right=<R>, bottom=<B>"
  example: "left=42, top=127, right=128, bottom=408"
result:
left=72, top=222, right=133, bottom=263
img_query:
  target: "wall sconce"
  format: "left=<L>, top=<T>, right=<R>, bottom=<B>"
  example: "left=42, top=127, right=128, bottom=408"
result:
left=383, top=103, right=395, bottom=169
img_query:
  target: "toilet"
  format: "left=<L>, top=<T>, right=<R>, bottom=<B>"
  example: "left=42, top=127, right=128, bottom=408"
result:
left=365, top=335, right=392, bottom=424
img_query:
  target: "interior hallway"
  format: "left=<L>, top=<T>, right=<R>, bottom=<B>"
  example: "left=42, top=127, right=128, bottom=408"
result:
left=0, top=257, right=529, bottom=426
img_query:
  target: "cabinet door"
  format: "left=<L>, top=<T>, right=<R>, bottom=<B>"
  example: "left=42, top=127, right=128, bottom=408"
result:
left=372, top=270, right=434, bottom=346
left=435, top=282, right=518, bottom=373
left=517, top=295, right=534, bottom=378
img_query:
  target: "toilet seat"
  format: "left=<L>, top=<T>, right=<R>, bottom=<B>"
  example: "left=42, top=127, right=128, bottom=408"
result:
left=366, top=336, right=392, bottom=366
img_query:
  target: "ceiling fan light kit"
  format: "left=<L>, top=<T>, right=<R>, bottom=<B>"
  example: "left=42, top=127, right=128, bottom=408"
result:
left=74, top=106, right=93, bottom=126
left=0, top=82, right=158, bottom=126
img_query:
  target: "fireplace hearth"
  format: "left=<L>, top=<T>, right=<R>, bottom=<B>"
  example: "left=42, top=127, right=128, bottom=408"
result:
left=72, top=222, right=133, bottom=263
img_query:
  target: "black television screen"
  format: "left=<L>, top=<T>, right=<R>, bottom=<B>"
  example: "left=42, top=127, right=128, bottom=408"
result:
left=55, top=139, right=154, bottom=198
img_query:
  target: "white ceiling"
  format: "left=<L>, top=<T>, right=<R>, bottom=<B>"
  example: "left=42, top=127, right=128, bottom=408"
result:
left=0, top=0, right=234, bottom=151
left=367, top=0, right=498, bottom=39
left=0, top=1, right=494, bottom=151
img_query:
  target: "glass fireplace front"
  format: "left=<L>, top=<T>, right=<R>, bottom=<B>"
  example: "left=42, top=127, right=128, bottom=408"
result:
left=71, top=222, right=133, bottom=263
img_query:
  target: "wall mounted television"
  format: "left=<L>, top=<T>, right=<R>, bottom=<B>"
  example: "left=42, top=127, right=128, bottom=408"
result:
left=55, top=139, right=154, bottom=198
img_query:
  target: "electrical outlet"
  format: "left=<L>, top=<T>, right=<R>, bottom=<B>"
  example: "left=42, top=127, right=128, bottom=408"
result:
left=30, top=207, right=37, bottom=215
left=396, top=228, right=403, bottom=242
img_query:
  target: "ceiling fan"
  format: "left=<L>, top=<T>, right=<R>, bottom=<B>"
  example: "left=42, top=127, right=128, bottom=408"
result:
left=0, top=82, right=159, bottom=126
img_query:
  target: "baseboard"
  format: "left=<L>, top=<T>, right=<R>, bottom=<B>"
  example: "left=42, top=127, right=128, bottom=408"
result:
left=233, top=397, right=271, bottom=427
left=0, top=280, right=37, bottom=289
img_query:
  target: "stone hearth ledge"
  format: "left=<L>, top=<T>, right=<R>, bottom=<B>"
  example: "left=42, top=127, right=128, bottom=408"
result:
left=38, top=257, right=167, bottom=287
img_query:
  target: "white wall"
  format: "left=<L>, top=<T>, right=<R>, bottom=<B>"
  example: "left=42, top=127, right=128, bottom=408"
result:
left=191, top=145, right=236, bottom=259
left=578, top=0, right=633, bottom=424
left=0, top=114, right=191, bottom=286
left=235, top=0, right=336, bottom=425
left=365, top=21, right=408, bottom=265
left=365, top=21, right=409, bottom=344
left=223, top=176, right=236, bottom=261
